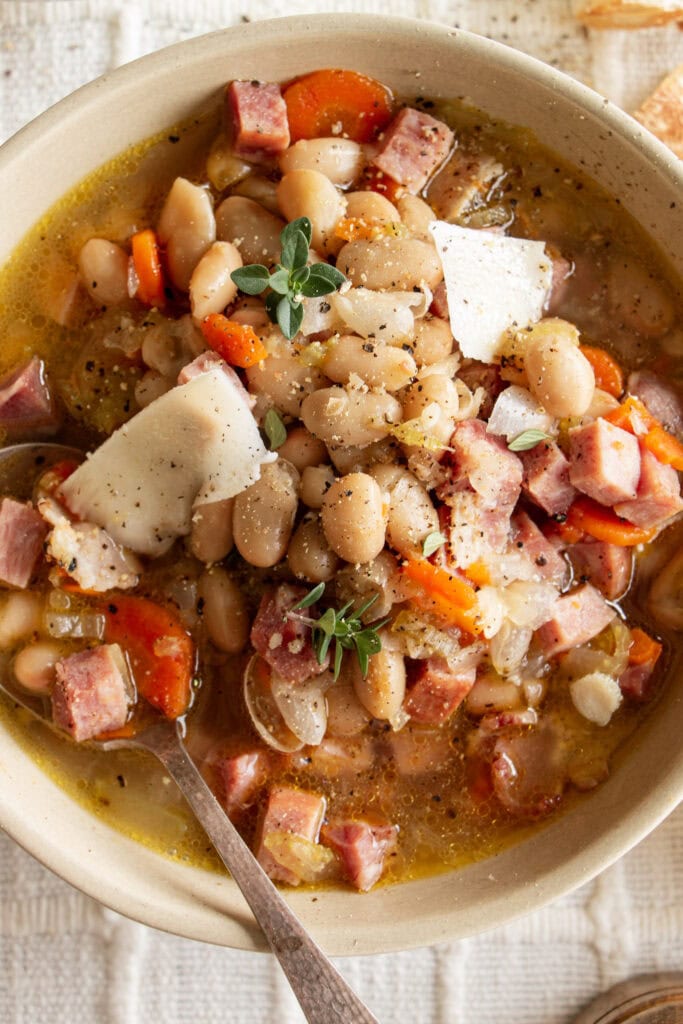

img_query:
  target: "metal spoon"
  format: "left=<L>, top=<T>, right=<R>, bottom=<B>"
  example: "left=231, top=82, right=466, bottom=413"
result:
left=0, top=442, right=379, bottom=1024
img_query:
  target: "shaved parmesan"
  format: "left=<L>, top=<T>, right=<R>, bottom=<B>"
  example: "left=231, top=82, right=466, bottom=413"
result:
left=570, top=672, right=623, bottom=727
left=60, top=363, right=275, bottom=556
left=428, top=221, right=552, bottom=363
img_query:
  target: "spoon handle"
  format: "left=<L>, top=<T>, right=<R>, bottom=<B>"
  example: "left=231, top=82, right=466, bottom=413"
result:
left=142, top=723, right=379, bottom=1024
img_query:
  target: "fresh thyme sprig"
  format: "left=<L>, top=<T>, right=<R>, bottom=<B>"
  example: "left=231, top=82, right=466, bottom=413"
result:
left=288, top=582, right=389, bottom=680
left=230, top=217, right=346, bottom=340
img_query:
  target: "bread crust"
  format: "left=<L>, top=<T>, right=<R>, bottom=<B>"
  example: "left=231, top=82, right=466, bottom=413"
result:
left=573, top=0, right=683, bottom=27
left=634, top=64, right=683, bottom=158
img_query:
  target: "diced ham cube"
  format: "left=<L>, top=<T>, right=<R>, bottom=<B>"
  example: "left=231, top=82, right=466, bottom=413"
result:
left=534, top=583, right=616, bottom=658
left=546, top=253, right=574, bottom=315
left=404, top=656, right=476, bottom=724
left=568, top=540, right=633, bottom=600
left=255, top=786, right=326, bottom=885
left=308, top=736, right=374, bottom=778
left=457, top=360, right=504, bottom=420
left=321, top=819, right=398, bottom=892
left=250, top=584, right=329, bottom=684
left=619, top=659, right=659, bottom=703
left=568, top=418, right=641, bottom=506
left=371, top=107, right=454, bottom=194
left=0, top=498, right=48, bottom=588
left=444, top=489, right=512, bottom=566
left=52, top=644, right=131, bottom=742
left=227, top=81, right=290, bottom=162
left=426, top=149, right=503, bottom=221
left=520, top=439, right=576, bottom=516
left=613, top=445, right=683, bottom=529
left=0, top=356, right=58, bottom=437
left=388, top=724, right=454, bottom=775
left=628, top=371, right=683, bottom=439
left=511, top=510, right=568, bottom=586
left=430, top=280, right=449, bottom=320
left=218, top=750, right=268, bottom=819
left=449, top=418, right=523, bottom=510
left=490, top=721, right=566, bottom=819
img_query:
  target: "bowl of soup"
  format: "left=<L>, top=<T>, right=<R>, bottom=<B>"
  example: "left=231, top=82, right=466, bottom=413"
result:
left=0, top=14, right=681, bottom=954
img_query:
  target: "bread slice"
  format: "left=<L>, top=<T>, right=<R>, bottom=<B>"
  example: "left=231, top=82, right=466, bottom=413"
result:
left=634, top=64, right=683, bottom=158
left=573, top=0, right=683, bottom=27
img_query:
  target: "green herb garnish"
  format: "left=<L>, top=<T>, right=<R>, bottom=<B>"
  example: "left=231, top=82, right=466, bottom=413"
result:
left=288, top=582, right=388, bottom=680
left=231, top=217, right=346, bottom=340
left=263, top=407, right=287, bottom=450
left=508, top=429, right=553, bottom=452
left=422, top=531, right=447, bottom=558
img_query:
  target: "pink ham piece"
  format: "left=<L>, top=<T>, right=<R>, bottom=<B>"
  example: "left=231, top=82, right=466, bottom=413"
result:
left=619, top=659, right=660, bottom=703
left=321, top=819, right=398, bottom=892
left=0, top=356, right=58, bottom=437
left=388, top=725, right=454, bottom=776
left=613, top=445, right=683, bottom=529
left=534, top=583, right=616, bottom=658
left=430, top=280, right=449, bottom=320
left=371, top=107, right=454, bottom=193
left=546, top=253, right=574, bottom=315
left=568, top=418, right=641, bottom=506
left=218, top=750, right=268, bottom=819
left=511, top=510, right=567, bottom=586
left=0, top=498, right=48, bottom=588
left=227, top=81, right=290, bottom=162
left=490, top=721, right=567, bottom=819
left=520, top=439, right=576, bottom=516
left=255, top=786, right=326, bottom=885
left=628, top=371, right=683, bottom=439
left=404, top=656, right=476, bottom=725
left=448, top=418, right=523, bottom=511
left=568, top=540, right=633, bottom=600
left=52, top=644, right=131, bottom=742
left=250, top=583, right=329, bottom=684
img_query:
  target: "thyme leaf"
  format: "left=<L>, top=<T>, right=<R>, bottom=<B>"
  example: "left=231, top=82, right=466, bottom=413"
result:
left=288, top=583, right=387, bottom=680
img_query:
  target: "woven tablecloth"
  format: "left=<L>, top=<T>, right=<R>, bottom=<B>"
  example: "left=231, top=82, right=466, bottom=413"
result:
left=1, top=3, right=682, bottom=1022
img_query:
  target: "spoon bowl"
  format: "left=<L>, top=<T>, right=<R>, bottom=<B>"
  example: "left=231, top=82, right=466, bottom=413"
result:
left=0, top=441, right=378, bottom=1024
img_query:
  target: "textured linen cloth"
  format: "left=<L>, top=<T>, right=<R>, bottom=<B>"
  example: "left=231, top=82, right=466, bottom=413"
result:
left=1, top=2, right=683, bottom=1022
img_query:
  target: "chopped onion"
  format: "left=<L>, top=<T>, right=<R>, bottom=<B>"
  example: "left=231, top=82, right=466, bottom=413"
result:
left=331, top=287, right=426, bottom=343
left=502, top=580, right=558, bottom=630
left=487, top=385, right=556, bottom=441
left=44, top=612, right=105, bottom=640
left=490, top=621, right=532, bottom=675
left=243, top=655, right=304, bottom=753
left=263, top=832, right=337, bottom=883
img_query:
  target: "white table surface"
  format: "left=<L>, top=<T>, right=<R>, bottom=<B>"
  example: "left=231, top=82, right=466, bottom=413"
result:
left=0, top=2, right=682, bottom=1022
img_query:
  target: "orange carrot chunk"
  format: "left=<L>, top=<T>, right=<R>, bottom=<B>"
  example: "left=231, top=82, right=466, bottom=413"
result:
left=283, top=69, right=393, bottom=144
left=104, top=596, right=194, bottom=720
left=200, top=313, right=268, bottom=368
left=628, top=627, right=663, bottom=667
left=359, top=164, right=404, bottom=203
left=131, top=228, right=166, bottom=308
left=605, top=395, right=683, bottom=471
left=580, top=345, right=624, bottom=398
left=565, top=496, right=657, bottom=547
left=402, top=558, right=482, bottom=635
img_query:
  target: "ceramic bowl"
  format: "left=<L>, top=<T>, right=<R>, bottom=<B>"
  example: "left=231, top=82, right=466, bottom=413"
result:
left=0, top=14, right=681, bottom=955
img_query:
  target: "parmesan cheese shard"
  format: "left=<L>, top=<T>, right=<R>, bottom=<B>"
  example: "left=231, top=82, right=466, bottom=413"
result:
left=572, top=0, right=683, bottom=27
left=634, top=64, right=683, bottom=159
left=60, top=361, right=276, bottom=557
left=428, top=221, right=552, bottom=364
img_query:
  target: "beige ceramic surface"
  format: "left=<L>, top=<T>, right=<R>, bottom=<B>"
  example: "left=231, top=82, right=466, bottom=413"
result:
left=0, top=14, right=681, bottom=956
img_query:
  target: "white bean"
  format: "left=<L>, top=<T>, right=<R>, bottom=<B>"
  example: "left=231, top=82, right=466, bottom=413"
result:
left=352, top=635, right=406, bottom=721
left=229, top=298, right=271, bottom=331
left=322, top=335, right=417, bottom=392
left=246, top=345, right=327, bottom=418
left=189, top=497, right=234, bottom=564
left=277, top=169, right=346, bottom=256
left=301, top=386, right=402, bottom=448
left=231, top=174, right=280, bottom=215
left=78, top=239, right=130, bottom=306
left=279, top=139, right=364, bottom=188
left=198, top=568, right=249, bottom=654
left=345, top=191, right=400, bottom=225
left=277, top=426, right=328, bottom=473
left=369, top=465, right=439, bottom=558
left=216, top=196, right=284, bottom=266
left=287, top=515, right=340, bottom=583
left=409, top=316, right=454, bottom=366
left=189, top=241, right=242, bottom=321
left=337, top=238, right=442, bottom=291
left=334, top=550, right=401, bottom=620
left=135, top=370, right=172, bottom=409
left=524, top=318, right=595, bottom=417
left=206, top=133, right=251, bottom=191
left=157, top=177, right=216, bottom=291
left=14, top=641, right=61, bottom=695
left=300, top=464, right=336, bottom=509
left=0, top=592, right=43, bottom=647
left=327, top=437, right=398, bottom=475
left=396, top=194, right=436, bottom=239
left=401, top=373, right=461, bottom=445
left=325, top=683, right=371, bottom=737
left=465, top=673, right=523, bottom=716
left=320, top=472, right=386, bottom=563
left=233, top=459, right=300, bottom=567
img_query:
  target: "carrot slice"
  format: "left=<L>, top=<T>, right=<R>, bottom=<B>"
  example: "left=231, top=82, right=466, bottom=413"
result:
left=131, top=229, right=166, bottom=308
left=627, top=627, right=663, bottom=667
left=359, top=164, right=404, bottom=203
left=579, top=345, right=624, bottom=398
left=402, top=559, right=482, bottom=635
left=462, top=560, right=491, bottom=587
left=283, top=69, right=393, bottom=144
left=201, top=313, right=268, bottom=368
left=605, top=395, right=683, bottom=471
left=565, top=496, right=657, bottom=547
left=103, top=596, right=194, bottom=720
